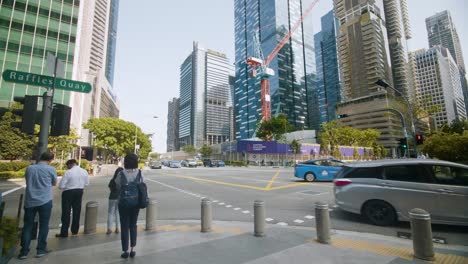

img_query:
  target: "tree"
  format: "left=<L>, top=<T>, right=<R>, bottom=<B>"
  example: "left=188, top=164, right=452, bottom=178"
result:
left=149, top=152, right=160, bottom=159
left=83, top=117, right=152, bottom=158
left=255, top=114, right=293, bottom=142
left=48, top=129, right=80, bottom=156
left=421, top=132, right=468, bottom=162
left=0, top=112, right=35, bottom=161
left=199, top=144, right=213, bottom=158
left=182, top=145, right=197, bottom=157
left=440, top=119, right=468, bottom=134
left=290, top=139, right=301, bottom=162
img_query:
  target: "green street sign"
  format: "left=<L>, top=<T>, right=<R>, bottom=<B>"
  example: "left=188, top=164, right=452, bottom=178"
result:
left=2, top=69, right=92, bottom=93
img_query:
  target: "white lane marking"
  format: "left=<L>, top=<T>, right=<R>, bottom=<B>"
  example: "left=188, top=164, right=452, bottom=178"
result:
left=218, top=202, right=225, bottom=205
left=293, top=219, right=304, bottom=224
left=242, top=210, right=250, bottom=214
left=226, top=205, right=232, bottom=208
left=1, top=186, right=25, bottom=196
left=146, top=179, right=202, bottom=198
left=305, top=215, right=315, bottom=220
left=328, top=209, right=334, bottom=212
left=213, top=200, right=219, bottom=203
left=234, top=208, right=241, bottom=211
left=277, top=222, right=288, bottom=226
left=332, top=205, right=338, bottom=208
left=265, top=218, right=274, bottom=222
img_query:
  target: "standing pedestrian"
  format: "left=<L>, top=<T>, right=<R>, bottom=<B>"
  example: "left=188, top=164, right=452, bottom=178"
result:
left=114, top=154, right=144, bottom=258
left=18, top=152, right=57, bottom=260
left=107, top=167, right=123, bottom=234
left=56, top=159, right=89, bottom=238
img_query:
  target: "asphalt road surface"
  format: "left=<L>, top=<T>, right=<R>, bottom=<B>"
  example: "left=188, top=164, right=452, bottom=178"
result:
left=2, top=166, right=467, bottom=246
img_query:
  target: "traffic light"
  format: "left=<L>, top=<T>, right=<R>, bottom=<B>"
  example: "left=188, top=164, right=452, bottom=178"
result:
left=336, top=114, right=349, bottom=119
left=11, top=95, right=38, bottom=134
left=399, top=138, right=408, bottom=149
left=50, top=104, right=71, bottom=136
left=415, top=134, right=424, bottom=145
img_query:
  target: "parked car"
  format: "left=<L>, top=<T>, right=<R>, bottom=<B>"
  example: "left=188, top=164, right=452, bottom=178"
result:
left=203, top=159, right=213, bottom=167
left=161, top=160, right=170, bottom=167
left=169, top=160, right=182, bottom=168
left=334, top=159, right=468, bottom=226
left=180, top=160, right=189, bottom=167
left=294, top=158, right=344, bottom=182
left=196, top=160, right=204, bottom=167
left=150, top=161, right=162, bottom=169
left=216, top=160, right=225, bottom=167
left=187, top=159, right=197, bottom=167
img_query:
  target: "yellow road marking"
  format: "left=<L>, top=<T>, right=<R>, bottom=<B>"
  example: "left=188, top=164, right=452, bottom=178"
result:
left=265, top=169, right=282, bottom=190
left=327, top=237, right=468, bottom=264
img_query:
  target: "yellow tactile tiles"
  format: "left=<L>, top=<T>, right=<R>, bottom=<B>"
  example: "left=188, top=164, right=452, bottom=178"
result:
left=328, top=237, right=468, bottom=264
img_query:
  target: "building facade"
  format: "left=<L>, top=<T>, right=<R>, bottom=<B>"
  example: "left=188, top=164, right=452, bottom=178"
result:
left=234, top=0, right=316, bottom=139
left=167, top=97, right=180, bottom=152
left=179, top=42, right=233, bottom=148
left=105, top=0, right=118, bottom=86
left=0, top=0, right=80, bottom=108
left=71, top=0, right=120, bottom=148
left=314, top=10, right=342, bottom=124
left=426, top=10, right=468, bottom=116
left=414, top=46, right=467, bottom=128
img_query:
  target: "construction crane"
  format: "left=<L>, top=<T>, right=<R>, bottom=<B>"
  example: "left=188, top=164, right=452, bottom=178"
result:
left=246, top=0, right=319, bottom=122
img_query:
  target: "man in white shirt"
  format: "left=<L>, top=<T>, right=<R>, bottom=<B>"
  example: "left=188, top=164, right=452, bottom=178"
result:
left=56, top=159, right=89, bottom=237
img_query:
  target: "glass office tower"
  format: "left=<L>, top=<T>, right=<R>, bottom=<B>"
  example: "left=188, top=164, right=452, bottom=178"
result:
left=0, top=0, right=80, bottom=107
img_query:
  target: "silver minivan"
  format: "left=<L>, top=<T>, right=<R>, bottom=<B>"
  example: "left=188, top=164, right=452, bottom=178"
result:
left=334, top=159, right=468, bottom=226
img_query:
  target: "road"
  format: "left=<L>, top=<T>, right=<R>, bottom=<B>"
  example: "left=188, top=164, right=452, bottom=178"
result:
left=1, top=166, right=468, bottom=246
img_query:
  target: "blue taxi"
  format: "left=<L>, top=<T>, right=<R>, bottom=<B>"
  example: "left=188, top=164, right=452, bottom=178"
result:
left=294, top=158, right=344, bottom=182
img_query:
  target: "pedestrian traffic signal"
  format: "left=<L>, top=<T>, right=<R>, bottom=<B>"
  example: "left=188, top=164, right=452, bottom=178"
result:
left=415, top=134, right=424, bottom=145
left=50, top=104, right=71, bottom=136
left=11, top=95, right=38, bottom=134
left=399, top=138, right=408, bottom=149
left=336, top=114, right=349, bottom=119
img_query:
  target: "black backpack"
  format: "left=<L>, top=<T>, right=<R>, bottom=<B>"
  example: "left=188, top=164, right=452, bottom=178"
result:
left=119, top=170, right=148, bottom=209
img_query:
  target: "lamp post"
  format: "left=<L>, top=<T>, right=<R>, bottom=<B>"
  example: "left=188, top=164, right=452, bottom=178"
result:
left=376, top=79, right=417, bottom=157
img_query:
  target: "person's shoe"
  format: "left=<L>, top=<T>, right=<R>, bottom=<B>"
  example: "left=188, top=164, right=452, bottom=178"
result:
left=130, top=251, right=136, bottom=258
left=115, top=228, right=120, bottom=233
left=106, top=229, right=112, bottom=235
left=55, top=233, right=67, bottom=238
left=36, top=249, right=52, bottom=258
left=121, top=252, right=129, bottom=259
left=18, top=254, right=28, bottom=260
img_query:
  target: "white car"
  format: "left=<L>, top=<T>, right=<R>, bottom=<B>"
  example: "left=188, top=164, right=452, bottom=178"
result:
left=169, top=161, right=182, bottom=168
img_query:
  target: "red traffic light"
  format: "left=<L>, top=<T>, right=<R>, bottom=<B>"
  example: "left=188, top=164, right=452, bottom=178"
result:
left=416, top=134, right=424, bottom=145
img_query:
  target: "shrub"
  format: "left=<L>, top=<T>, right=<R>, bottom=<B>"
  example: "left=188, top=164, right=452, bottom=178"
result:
left=57, top=170, right=66, bottom=176
left=0, top=161, right=31, bottom=172
left=0, top=216, right=19, bottom=255
left=50, top=162, right=67, bottom=170
left=0, top=171, right=24, bottom=179
left=80, top=159, right=90, bottom=171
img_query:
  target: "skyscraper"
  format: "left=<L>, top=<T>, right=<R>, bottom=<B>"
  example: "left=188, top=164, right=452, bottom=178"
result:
left=383, top=0, right=412, bottom=98
left=0, top=0, right=80, bottom=107
left=314, top=10, right=342, bottom=124
left=179, top=42, right=233, bottom=148
left=105, top=0, right=119, bottom=86
left=234, top=0, right=316, bottom=139
left=414, top=46, right=466, bottom=128
left=426, top=10, right=468, bottom=115
left=167, top=97, right=180, bottom=152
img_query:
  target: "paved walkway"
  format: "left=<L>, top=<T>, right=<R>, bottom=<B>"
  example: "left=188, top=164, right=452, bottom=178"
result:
left=7, top=220, right=468, bottom=264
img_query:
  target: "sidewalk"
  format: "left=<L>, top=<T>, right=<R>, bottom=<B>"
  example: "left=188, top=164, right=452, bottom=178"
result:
left=8, top=220, right=468, bottom=264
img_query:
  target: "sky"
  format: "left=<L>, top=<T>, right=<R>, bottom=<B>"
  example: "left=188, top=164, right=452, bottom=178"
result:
left=113, top=0, right=468, bottom=153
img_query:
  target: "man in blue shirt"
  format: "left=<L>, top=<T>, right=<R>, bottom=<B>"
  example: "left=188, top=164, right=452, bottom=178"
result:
left=18, top=152, right=57, bottom=260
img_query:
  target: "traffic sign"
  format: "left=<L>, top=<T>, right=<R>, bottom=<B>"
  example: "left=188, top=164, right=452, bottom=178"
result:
left=2, top=69, right=92, bottom=93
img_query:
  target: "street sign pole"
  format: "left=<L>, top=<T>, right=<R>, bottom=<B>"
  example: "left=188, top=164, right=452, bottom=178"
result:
left=36, top=56, right=57, bottom=161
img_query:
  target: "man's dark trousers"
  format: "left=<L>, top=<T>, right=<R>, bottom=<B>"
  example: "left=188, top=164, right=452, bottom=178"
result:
left=59, top=189, right=83, bottom=236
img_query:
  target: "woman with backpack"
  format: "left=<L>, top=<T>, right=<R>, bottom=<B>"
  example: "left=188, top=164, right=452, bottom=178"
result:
left=107, top=167, right=122, bottom=235
left=113, top=153, right=144, bottom=259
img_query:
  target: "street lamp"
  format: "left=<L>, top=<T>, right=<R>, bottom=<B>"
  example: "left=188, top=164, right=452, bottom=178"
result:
left=375, top=79, right=417, bottom=157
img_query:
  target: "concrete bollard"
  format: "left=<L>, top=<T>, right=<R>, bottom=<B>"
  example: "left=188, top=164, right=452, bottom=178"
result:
left=315, top=201, right=331, bottom=244
left=201, top=198, right=212, bottom=233
left=145, top=199, right=158, bottom=231
left=254, top=200, right=266, bottom=237
left=84, top=201, right=98, bottom=234
left=409, top=208, right=435, bottom=261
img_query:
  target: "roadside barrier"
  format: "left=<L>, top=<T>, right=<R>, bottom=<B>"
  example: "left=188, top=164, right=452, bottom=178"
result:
left=201, top=198, right=212, bottom=232
left=84, top=201, right=98, bottom=234
left=409, top=208, right=434, bottom=261
left=146, top=199, right=158, bottom=231
left=315, top=201, right=331, bottom=244
left=254, top=200, right=266, bottom=237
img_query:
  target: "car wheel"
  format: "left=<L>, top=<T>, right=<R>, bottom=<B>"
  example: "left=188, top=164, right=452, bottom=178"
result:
left=362, top=200, right=397, bottom=226
left=304, top=172, right=315, bottom=182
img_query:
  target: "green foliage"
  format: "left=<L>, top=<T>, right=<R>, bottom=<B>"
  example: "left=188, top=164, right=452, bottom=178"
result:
left=79, top=159, right=90, bottom=171
left=83, top=117, right=152, bottom=159
left=290, top=140, right=301, bottom=154
left=225, top=160, right=247, bottom=167
left=149, top=152, right=160, bottom=159
left=440, top=119, right=468, bottom=134
left=353, top=147, right=360, bottom=160
left=182, top=145, right=197, bottom=156
left=255, top=114, right=293, bottom=142
left=0, top=170, right=24, bottom=179
left=0, top=112, right=35, bottom=161
left=199, top=145, right=213, bottom=158
left=48, top=129, right=80, bottom=155
left=0, top=216, right=19, bottom=255
left=0, top=161, right=31, bottom=172
left=421, top=132, right=468, bottom=162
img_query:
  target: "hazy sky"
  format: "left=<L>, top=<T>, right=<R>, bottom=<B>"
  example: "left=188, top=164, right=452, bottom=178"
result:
left=113, top=0, right=468, bottom=153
